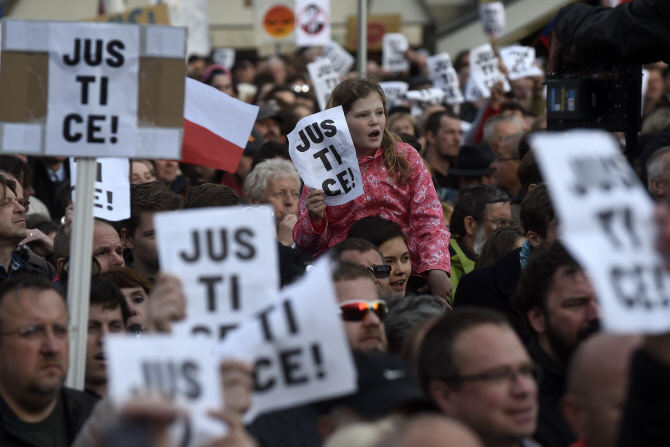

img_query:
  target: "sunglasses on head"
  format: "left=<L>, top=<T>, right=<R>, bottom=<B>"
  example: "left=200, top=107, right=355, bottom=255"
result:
left=338, top=299, right=388, bottom=322
left=367, top=264, right=392, bottom=279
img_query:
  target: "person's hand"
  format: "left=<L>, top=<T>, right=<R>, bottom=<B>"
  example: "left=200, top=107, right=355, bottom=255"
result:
left=418, top=270, right=453, bottom=308
left=547, top=32, right=564, bottom=74
left=16, top=228, right=53, bottom=257
left=305, top=189, right=325, bottom=224
left=221, top=361, right=254, bottom=415
left=204, top=409, right=258, bottom=447
left=489, top=80, right=505, bottom=108
left=147, top=273, right=186, bottom=333
left=277, top=214, right=297, bottom=246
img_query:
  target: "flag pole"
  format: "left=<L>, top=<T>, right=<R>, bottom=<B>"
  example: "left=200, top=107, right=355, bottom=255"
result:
left=357, top=0, right=367, bottom=78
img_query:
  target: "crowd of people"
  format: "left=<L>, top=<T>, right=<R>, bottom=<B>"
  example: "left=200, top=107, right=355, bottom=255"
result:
left=1, top=0, right=670, bottom=446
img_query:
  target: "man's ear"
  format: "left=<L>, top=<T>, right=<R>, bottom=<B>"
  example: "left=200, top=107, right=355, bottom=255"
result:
left=527, top=230, right=540, bottom=249
left=426, top=130, right=435, bottom=147
left=650, top=178, right=664, bottom=198
left=464, top=216, right=477, bottom=237
left=428, top=379, right=458, bottom=417
left=120, top=228, right=134, bottom=250
left=56, top=257, right=65, bottom=276
left=528, top=306, right=546, bottom=335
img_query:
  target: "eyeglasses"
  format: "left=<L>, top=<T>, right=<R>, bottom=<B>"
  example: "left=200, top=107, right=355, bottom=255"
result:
left=444, top=363, right=541, bottom=385
left=0, top=323, right=71, bottom=341
left=483, top=218, right=516, bottom=228
left=338, top=300, right=388, bottom=322
left=366, top=264, right=392, bottom=279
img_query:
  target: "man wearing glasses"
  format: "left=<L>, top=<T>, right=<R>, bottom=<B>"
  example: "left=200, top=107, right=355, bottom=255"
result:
left=418, top=307, right=541, bottom=447
left=331, top=238, right=393, bottom=296
left=449, top=184, right=512, bottom=301
left=0, top=276, right=97, bottom=445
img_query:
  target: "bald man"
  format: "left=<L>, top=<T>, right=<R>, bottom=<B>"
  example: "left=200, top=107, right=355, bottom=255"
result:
left=561, top=333, right=642, bottom=447
left=375, top=414, right=484, bottom=447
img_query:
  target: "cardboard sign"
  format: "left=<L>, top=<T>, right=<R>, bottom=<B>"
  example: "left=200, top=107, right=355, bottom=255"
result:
left=88, top=3, right=170, bottom=24
left=469, top=43, right=510, bottom=98
left=532, top=130, right=670, bottom=334
left=499, top=46, right=544, bottom=81
left=321, top=41, right=355, bottom=76
left=345, top=14, right=401, bottom=52
left=212, top=48, right=236, bottom=70
left=427, top=53, right=464, bottom=105
left=218, top=257, right=357, bottom=418
left=288, top=107, right=364, bottom=207
left=479, top=1, right=505, bottom=37
left=379, top=81, right=409, bottom=108
left=155, top=206, right=280, bottom=340
left=382, top=33, right=409, bottom=73
left=0, top=19, right=185, bottom=159
left=307, top=58, right=340, bottom=112
left=295, top=0, right=331, bottom=46
left=107, top=335, right=224, bottom=445
left=69, top=157, right=130, bottom=221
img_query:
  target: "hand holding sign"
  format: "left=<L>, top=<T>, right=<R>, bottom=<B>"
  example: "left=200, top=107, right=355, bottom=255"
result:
left=288, top=107, right=364, bottom=207
left=532, top=130, right=670, bottom=334
left=469, top=43, right=510, bottom=98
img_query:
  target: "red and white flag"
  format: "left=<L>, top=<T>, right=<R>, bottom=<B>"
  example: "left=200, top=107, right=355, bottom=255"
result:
left=182, top=78, right=259, bottom=172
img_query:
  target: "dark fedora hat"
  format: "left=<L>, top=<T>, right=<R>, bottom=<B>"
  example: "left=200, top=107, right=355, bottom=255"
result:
left=448, top=142, right=495, bottom=177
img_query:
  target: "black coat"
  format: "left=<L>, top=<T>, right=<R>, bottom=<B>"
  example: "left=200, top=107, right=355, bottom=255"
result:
left=454, top=247, right=529, bottom=343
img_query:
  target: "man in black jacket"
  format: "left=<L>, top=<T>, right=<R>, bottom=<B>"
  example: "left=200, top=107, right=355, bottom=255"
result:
left=0, top=276, right=97, bottom=446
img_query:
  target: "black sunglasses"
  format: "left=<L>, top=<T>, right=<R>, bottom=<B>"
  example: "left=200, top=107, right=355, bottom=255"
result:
left=366, top=264, right=392, bottom=279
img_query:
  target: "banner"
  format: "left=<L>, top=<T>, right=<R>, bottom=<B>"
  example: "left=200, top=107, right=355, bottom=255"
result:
left=288, top=107, right=364, bottom=206
left=70, top=157, right=130, bottom=221
left=532, top=130, right=670, bottom=333
left=306, top=58, right=340, bottom=112
left=107, top=335, right=224, bottom=445
left=218, top=257, right=357, bottom=418
left=469, top=43, right=510, bottom=98
left=155, top=206, right=280, bottom=339
left=295, top=0, right=331, bottom=46
left=382, top=33, right=409, bottom=73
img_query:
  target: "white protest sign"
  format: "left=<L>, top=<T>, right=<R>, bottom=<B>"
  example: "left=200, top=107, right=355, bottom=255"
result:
left=464, top=75, right=483, bottom=103
left=379, top=81, right=409, bottom=108
left=218, top=257, right=357, bottom=418
left=479, top=1, right=505, bottom=37
left=427, top=53, right=464, bottom=105
left=307, top=58, right=340, bottom=111
left=288, top=107, right=363, bottom=207
left=469, top=43, right=510, bottom=98
left=382, top=33, right=409, bottom=73
left=212, top=47, right=236, bottom=70
left=107, top=335, right=224, bottom=445
left=45, top=22, right=139, bottom=157
left=405, top=88, right=446, bottom=105
left=69, top=157, right=130, bottom=221
left=295, top=0, right=331, bottom=46
left=532, top=130, right=670, bottom=333
left=155, top=206, right=280, bottom=340
left=499, top=46, right=544, bottom=81
left=321, top=41, right=355, bottom=75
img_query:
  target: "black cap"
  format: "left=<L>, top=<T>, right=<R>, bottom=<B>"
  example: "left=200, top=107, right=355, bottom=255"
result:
left=313, top=351, right=432, bottom=419
left=448, top=143, right=495, bottom=177
left=256, top=102, right=285, bottom=123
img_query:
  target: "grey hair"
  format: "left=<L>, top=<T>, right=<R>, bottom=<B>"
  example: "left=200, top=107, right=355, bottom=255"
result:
left=483, top=115, right=522, bottom=143
left=647, top=146, right=670, bottom=196
left=243, top=159, right=301, bottom=202
left=384, top=294, right=448, bottom=355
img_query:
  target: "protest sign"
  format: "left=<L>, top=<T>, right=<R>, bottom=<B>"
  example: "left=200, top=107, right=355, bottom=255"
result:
left=464, top=75, right=483, bottom=103
left=499, top=46, right=543, bottom=81
left=149, top=0, right=210, bottom=57
left=379, top=81, right=409, bottom=108
left=212, top=47, right=235, bottom=70
left=218, top=257, right=357, bottom=418
left=307, top=58, right=340, bottom=112
left=69, top=157, right=130, bottom=221
left=532, top=130, right=670, bottom=333
left=469, top=43, right=510, bottom=98
left=427, top=53, right=464, bottom=105
left=255, top=0, right=295, bottom=44
left=288, top=107, right=363, bottom=207
left=382, top=33, right=409, bottom=73
left=295, top=0, right=331, bottom=46
left=0, top=19, right=185, bottom=159
left=107, top=335, right=224, bottom=445
left=88, top=3, right=170, bottom=24
left=406, top=88, right=447, bottom=118
left=155, top=206, right=280, bottom=340
left=321, top=41, right=355, bottom=76
left=479, top=1, right=505, bottom=38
